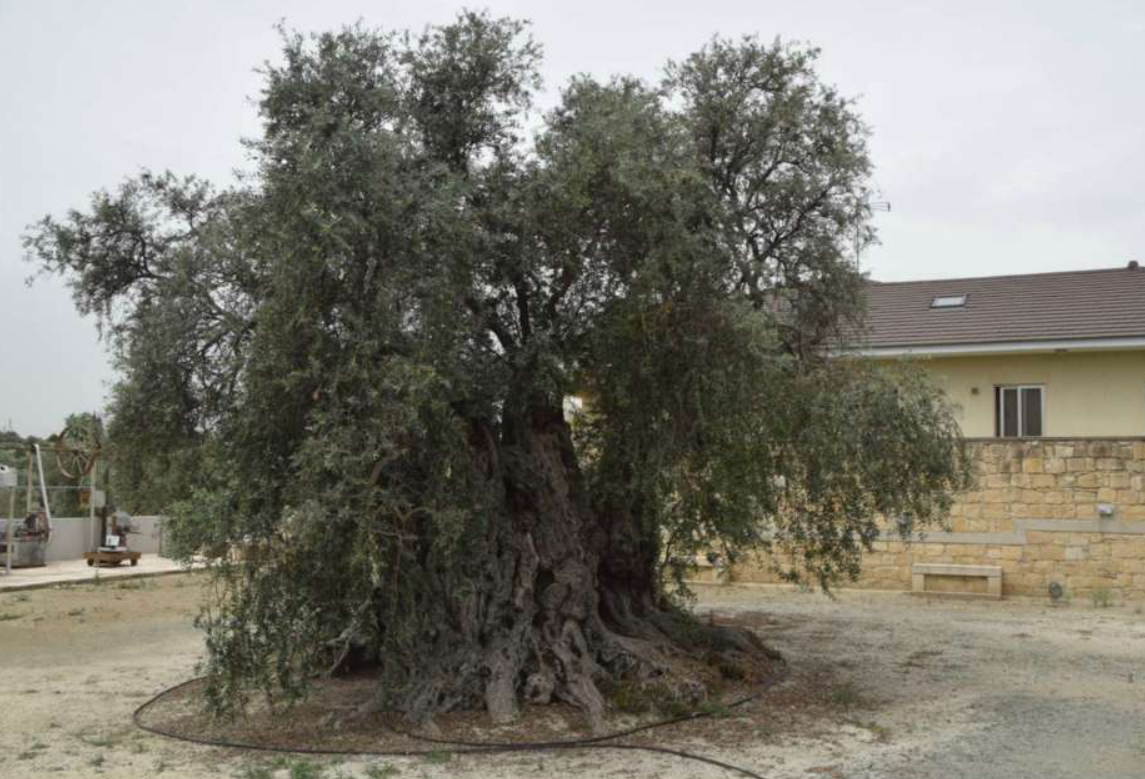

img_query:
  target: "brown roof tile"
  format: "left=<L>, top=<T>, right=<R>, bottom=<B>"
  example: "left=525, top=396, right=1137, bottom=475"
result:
left=859, top=263, right=1145, bottom=349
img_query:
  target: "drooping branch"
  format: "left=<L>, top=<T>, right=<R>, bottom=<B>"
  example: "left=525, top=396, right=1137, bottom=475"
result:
left=25, top=15, right=969, bottom=727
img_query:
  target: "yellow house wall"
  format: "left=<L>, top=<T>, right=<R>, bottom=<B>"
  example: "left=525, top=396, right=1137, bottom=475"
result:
left=897, top=350, right=1145, bottom=437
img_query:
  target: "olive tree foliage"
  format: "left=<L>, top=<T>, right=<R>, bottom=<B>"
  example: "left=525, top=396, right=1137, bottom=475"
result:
left=25, top=13, right=969, bottom=724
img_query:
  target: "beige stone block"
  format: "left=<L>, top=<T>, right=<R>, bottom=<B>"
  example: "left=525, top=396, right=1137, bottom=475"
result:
left=1076, top=473, right=1100, bottom=489
left=1109, top=473, right=1131, bottom=489
left=981, top=504, right=1010, bottom=520
left=1120, top=559, right=1145, bottom=574
left=1094, top=564, right=1122, bottom=579
left=1019, top=575, right=1048, bottom=592
left=1113, top=542, right=1143, bottom=559
left=1097, top=458, right=1121, bottom=471
left=1090, top=441, right=1114, bottom=457
left=1023, top=458, right=1044, bottom=474
left=1011, top=504, right=1037, bottom=518
left=1068, top=575, right=1099, bottom=591
left=1097, top=488, right=1118, bottom=502
left=1044, top=458, right=1066, bottom=474
left=1068, top=458, right=1094, bottom=472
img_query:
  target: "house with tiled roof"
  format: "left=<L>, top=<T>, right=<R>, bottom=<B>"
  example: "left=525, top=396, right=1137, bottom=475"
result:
left=854, top=261, right=1145, bottom=438
left=731, top=262, right=1145, bottom=602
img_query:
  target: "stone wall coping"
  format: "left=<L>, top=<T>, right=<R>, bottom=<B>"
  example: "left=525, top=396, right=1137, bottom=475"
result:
left=879, top=517, right=1145, bottom=548
left=963, top=436, right=1145, bottom=443
left=889, top=530, right=1026, bottom=546
left=1019, top=518, right=1145, bottom=535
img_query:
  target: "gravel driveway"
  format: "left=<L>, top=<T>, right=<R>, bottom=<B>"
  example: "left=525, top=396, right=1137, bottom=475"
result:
left=0, top=575, right=1142, bottom=778
left=701, top=585, right=1145, bottom=779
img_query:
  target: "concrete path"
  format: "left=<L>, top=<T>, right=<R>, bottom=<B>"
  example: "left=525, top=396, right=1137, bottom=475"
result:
left=0, top=554, right=190, bottom=591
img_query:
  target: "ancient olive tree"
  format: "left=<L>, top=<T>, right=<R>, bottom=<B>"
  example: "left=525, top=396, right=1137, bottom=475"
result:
left=26, top=14, right=969, bottom=725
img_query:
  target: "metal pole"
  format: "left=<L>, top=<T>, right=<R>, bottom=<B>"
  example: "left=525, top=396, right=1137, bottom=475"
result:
left=5, top=484, right=13, bottom=575
left=90, top=465, right=98, bottom=553
left=33, top=444, right=52, bottom=541
left=25, top=449, right=33, bottom=514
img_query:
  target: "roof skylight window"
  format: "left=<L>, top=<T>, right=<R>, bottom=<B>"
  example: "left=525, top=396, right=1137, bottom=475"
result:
left=931, top=294, right=967, bottom=308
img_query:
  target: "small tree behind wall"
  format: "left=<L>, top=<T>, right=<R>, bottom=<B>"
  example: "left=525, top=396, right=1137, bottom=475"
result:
left=26, top=13, right=969, bottom=726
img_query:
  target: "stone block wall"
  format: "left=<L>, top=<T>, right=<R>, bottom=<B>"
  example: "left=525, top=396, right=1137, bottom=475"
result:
left=731, top=439, right=1145, bottom=601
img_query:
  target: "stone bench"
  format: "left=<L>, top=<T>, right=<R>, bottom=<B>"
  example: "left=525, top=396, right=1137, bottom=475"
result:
left=688, top=553, right=731, bottom=585
left=911, top=563, right=1002, bottom=599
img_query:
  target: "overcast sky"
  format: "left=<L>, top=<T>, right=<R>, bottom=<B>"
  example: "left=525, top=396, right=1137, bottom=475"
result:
left=2, top=0, right=1143, bottom=435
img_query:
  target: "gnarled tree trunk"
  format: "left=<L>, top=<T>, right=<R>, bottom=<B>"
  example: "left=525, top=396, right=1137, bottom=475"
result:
left=390, top=401, right=765, bottom=727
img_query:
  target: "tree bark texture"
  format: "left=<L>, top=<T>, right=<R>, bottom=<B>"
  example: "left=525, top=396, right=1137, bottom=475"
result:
left=390, top=402, right=766, bottom=727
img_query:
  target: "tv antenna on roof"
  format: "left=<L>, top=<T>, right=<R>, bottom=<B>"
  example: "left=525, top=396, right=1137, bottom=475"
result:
left=853, top=200, right=892, bottom=265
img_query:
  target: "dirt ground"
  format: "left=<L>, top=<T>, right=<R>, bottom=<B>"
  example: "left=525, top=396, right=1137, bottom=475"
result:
left=0, top=575, right=1143, bottom=778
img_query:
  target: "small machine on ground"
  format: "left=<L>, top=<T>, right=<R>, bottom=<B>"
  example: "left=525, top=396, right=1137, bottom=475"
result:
left=83, top=509, right=141, bottom=567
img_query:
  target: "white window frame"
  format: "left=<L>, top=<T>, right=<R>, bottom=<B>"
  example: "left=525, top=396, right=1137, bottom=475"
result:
left=995, top=384, right=1045, bottom=437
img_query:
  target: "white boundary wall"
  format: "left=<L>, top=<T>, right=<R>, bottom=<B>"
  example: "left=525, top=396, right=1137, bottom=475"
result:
left=40, top=515, right=165, bottom=562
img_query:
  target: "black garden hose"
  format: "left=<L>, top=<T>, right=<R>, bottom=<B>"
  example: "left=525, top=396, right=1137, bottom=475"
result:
left=133, top=666, right=790, bottom=779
